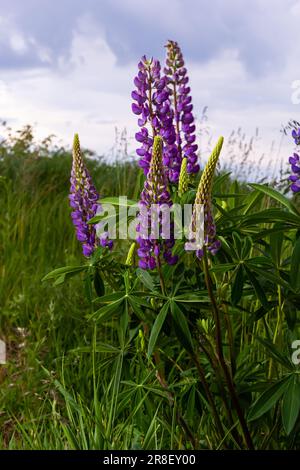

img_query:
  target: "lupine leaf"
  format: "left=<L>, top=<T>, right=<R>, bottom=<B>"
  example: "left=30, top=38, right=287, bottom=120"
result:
left=147, top=302, right=170, bottom=357
left=282, top=375, right=300, bottom=435
left=249, top=184, right=299, bottom=215
left=248, top=376, right=291, bottom=421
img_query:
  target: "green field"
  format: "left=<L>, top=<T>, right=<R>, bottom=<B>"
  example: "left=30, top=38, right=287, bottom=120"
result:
left=0, top=124, right=300, bottom=450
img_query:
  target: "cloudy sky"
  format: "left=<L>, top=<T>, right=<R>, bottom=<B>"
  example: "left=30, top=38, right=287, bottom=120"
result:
left=0, top=0, right=299, bottom=175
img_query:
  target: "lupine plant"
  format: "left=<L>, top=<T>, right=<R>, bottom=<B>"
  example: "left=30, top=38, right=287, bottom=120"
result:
left=40, top=41, right=300, bottom=451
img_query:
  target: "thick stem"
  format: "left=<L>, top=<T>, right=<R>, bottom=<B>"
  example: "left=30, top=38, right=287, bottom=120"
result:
left=202, top=248, right=254, bottom=450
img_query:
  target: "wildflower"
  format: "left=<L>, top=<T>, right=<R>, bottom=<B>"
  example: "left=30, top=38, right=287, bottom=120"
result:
left=131, top=56, right=178, bottom=182
left=137, top=136, right=178, bottom=269
left=289, top=152, right=300, bottom=193
left=186, top=137, right=224, bottom=258
left=292, top=128, right=300, bottom=146
left=164, top=40, right=200, bottom=178
left=69, top=134, right=112, bottom=256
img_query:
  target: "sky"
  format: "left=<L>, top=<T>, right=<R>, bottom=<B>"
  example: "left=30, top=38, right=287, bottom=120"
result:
left=0, top=0, right=300, bottom=177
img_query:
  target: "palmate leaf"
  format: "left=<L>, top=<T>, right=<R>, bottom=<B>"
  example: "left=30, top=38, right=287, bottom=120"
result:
left=248, top=376, right=291, bottom=421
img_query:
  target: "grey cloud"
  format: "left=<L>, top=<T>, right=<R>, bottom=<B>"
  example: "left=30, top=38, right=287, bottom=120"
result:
left=0, top=0, right=298, bottom=76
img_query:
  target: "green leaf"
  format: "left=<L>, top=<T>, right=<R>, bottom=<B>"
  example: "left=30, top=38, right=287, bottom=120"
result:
left=170, top=301, right=193, bottom=353
left=253, top=301, right=277, bottom=321
left=231, top=265, right=244, bottom=305
left=256, top=337, right=294, bottom=370
left=93, top=292, right=125, bottom=303
left=89, top=297, right=124, bottom=322
left=136, top=268, right=156, bottom=291
left=248, top=376, right=290, bottom=421
left=147, top=302, right=170, bottom=357
left=232, top=231, right=242, bottom=257
left=290, top=236, right=300, bottom=293
left=244, top=265, right=269, bottom=310
left=210, top=263, right=237, bottom=273
left=99, top=197, right=137, bottom=206
left=246, top=264, right=289, bottom=290
left=241, top=236, right=252, bottom=259
left=128, top=296, right=147, bottom=321
left=243, top=189, right=264, bottom=215
left=240, top=209, right=300, bottom=227
left=270, top=230, right=283, bottom=267
left=282, top=375, right=300, bottom=435
left=173, top=293, right=210, bottom=303
left=249, top=184, right=299, bottom=215
left=94, top=269, right=105, bottom=297
left=42, top=265, right=87, bottom=282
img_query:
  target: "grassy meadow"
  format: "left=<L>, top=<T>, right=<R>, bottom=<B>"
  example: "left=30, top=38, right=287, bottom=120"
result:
left=0, top=124, right=300, bottom=450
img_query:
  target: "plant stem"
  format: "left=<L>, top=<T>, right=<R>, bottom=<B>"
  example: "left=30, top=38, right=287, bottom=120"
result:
left=191, top=352, right=227, bottom=446
left=198, top=339, right=243, bottom=449
left=202, top=248, right=254, bottom=450
left=156, top=254, right=166, bottom=296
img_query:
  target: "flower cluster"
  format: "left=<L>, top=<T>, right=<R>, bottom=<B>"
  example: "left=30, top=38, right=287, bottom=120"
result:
left=69, top=134, right=112, bottom=257
left=185, top=137, right=223, bottom=259
left=132, top=56, right=176, bottom=177
left=131, top=43, right=199, bottom=184
left=164, top=40, right=199, bottom=177
left=137, top=136, right=178, bottom=269
left=289, top=129, right=300, bottom=193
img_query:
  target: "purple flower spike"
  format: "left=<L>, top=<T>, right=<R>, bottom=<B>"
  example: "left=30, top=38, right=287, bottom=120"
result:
left=137, top=136, right=178, bottom=270
left=131, top=56, right=180, bottom=183
left=69, top=134, right=113, bottom=257
left=164, top=40, right=199, bottom=178
left=131, top=57, right=165, bottom=176
left=289, top=131, right=300, bottom=193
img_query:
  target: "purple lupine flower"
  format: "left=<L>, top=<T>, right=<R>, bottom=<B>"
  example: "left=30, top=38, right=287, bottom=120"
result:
left=69, top=134, right=112, bottom=256
left=131, top=56, right=162, bottom=175
left=131, top=56, right=178, bottom=182
left=292, top=128, right=300, bottom=146
left=137, top=135, right=178, bottom=269
left=164, top=40, right=200, bottom=178
left=289, top=151, right=300, bottom=193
